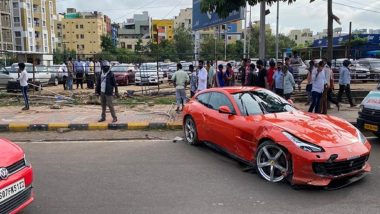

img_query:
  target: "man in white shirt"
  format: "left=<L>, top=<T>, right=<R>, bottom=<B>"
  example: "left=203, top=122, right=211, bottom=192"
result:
left=308, top=61, right=326, bottom=113
left=197, top=60, right=208, bottom=92
left=17, top=63, right=29, bottom=110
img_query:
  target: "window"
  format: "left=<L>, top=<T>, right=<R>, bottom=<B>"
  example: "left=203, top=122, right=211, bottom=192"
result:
left=127, top=44, right=132, bottom=49
left=121, top=42, right=125, bottom=48
left=196, top=93, right=211, bottom=107
left=42, top=8, right=45, bottom=13
left=295, top=35, right=298, bottom=40
left=13, top=2, right=18, bottom=8
left=15, top=31, right=21, bottom=37
left=43, top=21, right=46, bottom=26
left=81, top=45, right=85, bottom=49
left=63, top=35, right=66, bottom=39
left=233, top=93, right=263, bottom=116
left=14, top=17, right=20, bottom=23
left=26, top=3, right=30, bottom=9
left=76, top=34, right=79, bottom=39
left=76, top=25, right=78, bottom=29
left=80, top=34, right=84, bottom=39
left=77, top=44, right=80, bottom=49
left=28, top=18, right=31, bottom=24
left=209, top=92, right=235, bottom=113
left=80, top=24, right=83, bottom=29
left=63, top=25, right=65, bottom=29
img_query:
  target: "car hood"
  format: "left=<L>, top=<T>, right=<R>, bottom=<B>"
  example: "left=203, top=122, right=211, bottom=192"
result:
left=0, top=138, right=24, bottom=167
left=262, top=111, right=359, bottom=148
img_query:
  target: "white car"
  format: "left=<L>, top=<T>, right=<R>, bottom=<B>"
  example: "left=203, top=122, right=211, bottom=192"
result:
left=135, top=63, right=164, bottom=85
left=6, top=63, right=51, bottom=91
left=357, top=83, right=380, bottom=137
left=0, top=67, right=16, bottom=88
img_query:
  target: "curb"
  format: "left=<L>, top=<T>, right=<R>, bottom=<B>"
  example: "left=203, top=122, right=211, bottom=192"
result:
left=0, top=122, right=184, bottom=132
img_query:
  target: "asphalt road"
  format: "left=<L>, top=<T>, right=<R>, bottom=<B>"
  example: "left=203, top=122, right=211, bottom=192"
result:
left=17, top=136, right=379, bottom=214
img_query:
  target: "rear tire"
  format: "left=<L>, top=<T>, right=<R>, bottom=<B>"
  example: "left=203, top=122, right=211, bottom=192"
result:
left=184, top=116, right=199, bottom=145
left=54, top=77, right=59, bottom=86
left=256, top=141, right=291, bottom=183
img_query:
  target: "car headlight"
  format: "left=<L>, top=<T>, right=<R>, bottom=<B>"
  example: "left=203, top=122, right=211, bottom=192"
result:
left=356, top=129, right=367, bottom=144
left=24, top=154, right=31, bottom=167
left=359, top=105, right=364, bottom=113
left=283, top=132, right=324, bottom=152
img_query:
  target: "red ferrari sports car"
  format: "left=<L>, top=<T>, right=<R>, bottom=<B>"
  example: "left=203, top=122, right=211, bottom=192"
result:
left=182, top=87, right=371, bottom=187
left=0, top=138, right=34, bottom=213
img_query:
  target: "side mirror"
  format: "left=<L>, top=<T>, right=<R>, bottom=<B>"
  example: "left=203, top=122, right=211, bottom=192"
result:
left=218, top=106, right=233, bottom=115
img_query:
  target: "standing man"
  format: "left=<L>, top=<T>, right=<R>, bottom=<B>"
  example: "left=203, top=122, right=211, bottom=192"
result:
left=213, top=64, right=225, bottom=87
left=87, top=58, right=95, bottom=89
left=267, top=60, right=276, bottom=90
left=197, top=60, right=208, bottom=92
left=18, top=63, right=29, bottom=111
left=66, top=57, right=74, bottom=91
left=337, top=60, right=355, bottom=107
left=273, top=62, right=284, bottom=96
left=189, top=65, right=198, bottom=98
left=290, top=51, right=303, bottom=91
left=206, top=61, right=215, bottom=88
left=256, top=60, right=268, bottom=89
left=171, top=63, right=189, bottom=112
left=96, top=61, right=119, bottom=123
left=74, top=58, right=85, bottom=89
left=59, top=62, right=67, bottom=90
left=94, top=58, right=102, bottom=88
left=283, top=66, right=296, bottom=100
left=225, top=63, right=235, bottom=86
left=309, top=61, right=326, bottom=113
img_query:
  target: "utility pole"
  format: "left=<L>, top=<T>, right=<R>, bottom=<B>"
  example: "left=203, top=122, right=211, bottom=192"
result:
left=243, top=6, right=247, bottom=58
left=327, top=0, right=333, bottom=61
left=259, top=2, right=266, bottom=60
left=275, top=1, right=280, bottom=62
left=224, top=24, right=227, bottom=61
left=247, top=6, right=252, bottom=59
left=348, top=21, right=352, bottom=59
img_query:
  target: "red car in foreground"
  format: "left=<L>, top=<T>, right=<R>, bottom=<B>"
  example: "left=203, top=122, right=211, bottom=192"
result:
left=0, top=138, right=34, bottom=213
left=183, top=87, right=371, bottom=187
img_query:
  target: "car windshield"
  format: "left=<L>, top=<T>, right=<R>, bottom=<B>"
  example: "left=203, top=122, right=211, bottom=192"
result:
left=233, top=90, right=295, bottom=115
left=111, top=65, right=129, bottom=72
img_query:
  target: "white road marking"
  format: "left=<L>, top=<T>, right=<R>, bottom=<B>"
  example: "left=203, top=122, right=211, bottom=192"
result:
left=15, top=139, right=172, bottom=144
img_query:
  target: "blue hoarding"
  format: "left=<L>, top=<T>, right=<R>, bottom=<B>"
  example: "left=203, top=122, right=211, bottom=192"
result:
left=192, top=0, right=244, bottom=31
left=312, top=34, right=380, bottom=47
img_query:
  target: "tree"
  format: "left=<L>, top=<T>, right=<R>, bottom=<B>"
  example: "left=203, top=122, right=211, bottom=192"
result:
left=199, top=36, right=224, bottom=60
left=135, top=39, right=143, bottom=53
left=174, top=27, right=194, bottom=61
left=100, top=35, right=115, bottom=52
left=341, top=37, right=368, bottom=47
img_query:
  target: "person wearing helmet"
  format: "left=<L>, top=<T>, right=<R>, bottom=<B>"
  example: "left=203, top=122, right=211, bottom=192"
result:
left=337, top=60, right=355, bottom=107
left=96, top=60, right=119, bottom=123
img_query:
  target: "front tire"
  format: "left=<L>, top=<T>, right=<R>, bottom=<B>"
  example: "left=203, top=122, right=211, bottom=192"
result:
left=184, top=116, right=199, bottom=145
left=256, top=141, right=291, bottom=183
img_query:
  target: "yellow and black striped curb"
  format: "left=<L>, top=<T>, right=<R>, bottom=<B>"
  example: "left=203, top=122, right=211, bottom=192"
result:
left=0, top=122, right=183, bottom=132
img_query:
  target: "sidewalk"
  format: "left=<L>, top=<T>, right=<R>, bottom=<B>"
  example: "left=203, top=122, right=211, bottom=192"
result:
left=0, top=102, right=359, bottom=132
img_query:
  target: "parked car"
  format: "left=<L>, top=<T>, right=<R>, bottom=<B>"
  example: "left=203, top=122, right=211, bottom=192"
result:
left=0, top=67, right=16, bottom=88
left=357, top=83, right=380, bottom=137
left=110, top=64, right=136, bottom=86
left=6, top=63, right=51, bottom=91
left=47, top=65, right=64, bottom=86
left=356, top=58, right=380, bottom=80
left=183, top=87, right=371, bottom=187
left=167, top=64, right=177, bottom=81
left=135, top=63, right=164, bottom=85
left=0, top=138, right=34, bottom=213
left=332, top=59, right=370, bottom=82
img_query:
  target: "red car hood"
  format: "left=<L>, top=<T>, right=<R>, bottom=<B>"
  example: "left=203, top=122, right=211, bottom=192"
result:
left=261, top=111, right=359, bottom=148
left=0, top=138, right=24, bottom=167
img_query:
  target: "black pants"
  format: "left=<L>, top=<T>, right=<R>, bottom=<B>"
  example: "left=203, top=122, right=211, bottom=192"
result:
left=275, top=88, right=284, bottom=97
left=337, top=84, right=354, bottom=106
left=62, top=76, right=67, bottom=90
left=87, top=74, right=94, bottom=89
left=309, top=91, right=322, bottom=113
left=284, top=93, right=292, bottom=100
left=76, top=73, right=84, bottom=89
left=21, top=86, right=29, bottom=108
left=327, top=88, right=339, bottom=106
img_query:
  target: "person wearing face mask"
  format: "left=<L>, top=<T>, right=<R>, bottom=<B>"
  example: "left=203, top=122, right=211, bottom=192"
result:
left=96, top=60, right=119, bottom=123
left=197, top=60, right=208, bottom=92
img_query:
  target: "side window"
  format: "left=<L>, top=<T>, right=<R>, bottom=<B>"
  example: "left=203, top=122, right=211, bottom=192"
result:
left=358, top=61, right=369, bottom=67
left=209, top=92, right=235, bottom=113
left=196, top=93, right=211, bottom=107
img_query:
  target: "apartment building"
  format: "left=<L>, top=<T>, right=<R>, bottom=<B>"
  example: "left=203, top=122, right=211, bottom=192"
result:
left=151, top=19, right=174, bottom=44
left=11, top=0, right=57, bottom=53
left=54, top=12, right=63, bottom=51
left=289, top=28, right=314, bottom=46
left=0, top=0, right=13, bottom=51
left=118, top=11, right=150, bottom=51
left=174, top=8, right=192, bottom=30
left=62, top=8, right=108, bottom=55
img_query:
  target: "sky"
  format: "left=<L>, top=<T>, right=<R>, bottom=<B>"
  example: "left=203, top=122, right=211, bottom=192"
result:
left=56, top=0, right=380, bottom=35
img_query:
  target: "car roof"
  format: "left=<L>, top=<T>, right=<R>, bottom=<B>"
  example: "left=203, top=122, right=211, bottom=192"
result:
left=199, top=87, right=262, bottom=95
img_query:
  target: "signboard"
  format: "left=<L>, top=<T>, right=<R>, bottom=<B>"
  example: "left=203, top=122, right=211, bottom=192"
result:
left=312, top=34, right=380, bottom=47
left=192, top=0, right=244, bottom=31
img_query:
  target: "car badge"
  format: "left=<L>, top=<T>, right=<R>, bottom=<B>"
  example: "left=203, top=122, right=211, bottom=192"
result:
left=0, top=168, right=9, bottom=180
left=349, top=161, right=354, bottom=167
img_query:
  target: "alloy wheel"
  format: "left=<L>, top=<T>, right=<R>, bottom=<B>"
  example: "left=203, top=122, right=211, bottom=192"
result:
left=184, top=117, right=197, bottom=145
left=257, top=144, right=289, bottom=183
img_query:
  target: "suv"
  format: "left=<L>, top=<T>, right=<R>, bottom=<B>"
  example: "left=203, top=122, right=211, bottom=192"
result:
left=135, top=63, right=164, bottom=85
left=357, top=83, right=380, bottom=137
left=356, top=58, right=380, bottom=81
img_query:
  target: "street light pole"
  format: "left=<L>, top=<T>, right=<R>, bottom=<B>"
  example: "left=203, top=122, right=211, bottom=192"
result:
left=243, top=5, right=247, bottom=58
left=275, top=1, right=279, bottom=62
left=259, top=2, right=266, bottom=60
